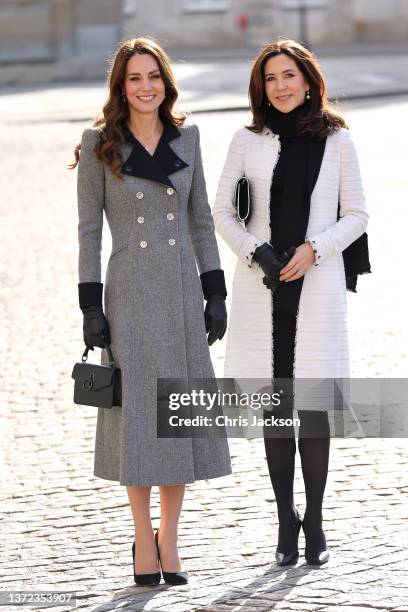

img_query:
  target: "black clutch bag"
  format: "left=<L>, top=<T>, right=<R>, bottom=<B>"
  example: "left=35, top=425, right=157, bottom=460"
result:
left=71, top=343, right=122, bottom=409
left=234, top=175, right=251, bottom=225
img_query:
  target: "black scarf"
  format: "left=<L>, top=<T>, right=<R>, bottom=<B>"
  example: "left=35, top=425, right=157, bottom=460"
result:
left=266, top=103, right=371, bottom=316
left=266, top=103, right=319, bottom=314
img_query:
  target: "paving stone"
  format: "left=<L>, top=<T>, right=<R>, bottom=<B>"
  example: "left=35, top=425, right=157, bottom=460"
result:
left=1, top=104, right=407, bottom=612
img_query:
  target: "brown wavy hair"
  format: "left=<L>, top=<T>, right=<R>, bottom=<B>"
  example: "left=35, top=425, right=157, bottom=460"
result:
left=68, top=37, right=186, bottom=178
left=247, top=38, right=346, bottom=137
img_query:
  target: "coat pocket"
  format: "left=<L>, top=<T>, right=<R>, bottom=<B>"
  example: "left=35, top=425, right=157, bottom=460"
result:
left=108, top=243, right=129, bottom=262
left=105, top=243, right=130, bottom=304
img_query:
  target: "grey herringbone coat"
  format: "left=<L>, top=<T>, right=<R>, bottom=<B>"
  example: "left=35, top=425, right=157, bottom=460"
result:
left=77, top=122, right=231, bottom=486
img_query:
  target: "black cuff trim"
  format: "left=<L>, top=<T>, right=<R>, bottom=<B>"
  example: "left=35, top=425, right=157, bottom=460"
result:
left=78, top=282, right=103, bottom=309
left=200, top=270, right=227, bottom=300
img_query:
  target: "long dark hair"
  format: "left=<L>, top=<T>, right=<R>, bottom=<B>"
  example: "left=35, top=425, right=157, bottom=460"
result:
left=247, top=38, right=346, bottom=137
left=69, top=37, right=186, bottom=178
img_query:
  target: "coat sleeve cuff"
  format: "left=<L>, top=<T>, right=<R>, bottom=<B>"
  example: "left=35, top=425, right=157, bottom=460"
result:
left=78, top=282, right=103, bottom=309
left=244, top=238, right=264, bottom=269
left=305, top=237, right=322, bottom=266
left=200, top=270, right=227, bottom=300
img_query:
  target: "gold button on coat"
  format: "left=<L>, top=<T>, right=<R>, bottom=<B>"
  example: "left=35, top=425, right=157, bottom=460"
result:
left=166, top=213, right=174, bottom=221
left=166, top=187, right=174, bottom=196
left=168, top=238, right=176, bottom=246
left=140, top=240, right=147, bottom=248
left=136, top=192, right=144, bottom=199
left=137, top=216, right=145, bottom=224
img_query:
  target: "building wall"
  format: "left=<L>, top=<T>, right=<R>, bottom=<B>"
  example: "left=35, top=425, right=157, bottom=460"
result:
left=352, top=0, right=408, bottom=41
left=244, top=0, right=354, bottom=47
left=123, top=0, right=407, bottom=49
left=0, top=0, right=122, bottom=64
left=0, top=0, right=64, bottom=62
left=1, top=0, right=407, bottom=70
left=74, top=0, right=123, bottom=54
left=123, top=0, right=251, bottom=48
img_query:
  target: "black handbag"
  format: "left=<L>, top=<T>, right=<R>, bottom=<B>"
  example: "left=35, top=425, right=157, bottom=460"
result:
left=71, top=343, right=122, bottom=408
left=234, top=176, right=251, bottom=225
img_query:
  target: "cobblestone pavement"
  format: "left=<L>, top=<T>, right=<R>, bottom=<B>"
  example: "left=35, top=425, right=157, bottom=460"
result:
left=1, top=101, right=408, bottom=612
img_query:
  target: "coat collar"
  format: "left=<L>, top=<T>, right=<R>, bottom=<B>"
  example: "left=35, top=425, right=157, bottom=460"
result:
left=121, top=118, right=189, bottom=188
left=261, top=125, right=279, bottom=139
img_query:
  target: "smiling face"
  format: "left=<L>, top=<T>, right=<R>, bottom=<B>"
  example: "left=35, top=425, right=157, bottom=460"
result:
left=264, top=53, right=310, bottom=113
left=123, top=52, right=166, bottom=116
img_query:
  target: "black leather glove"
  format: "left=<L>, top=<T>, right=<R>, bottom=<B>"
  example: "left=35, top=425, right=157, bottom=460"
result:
left=82, top=305, right=111, bottom=349
left=262, top=245, right=296, bottom=290
left=199, top=270, right=228, bottom=346
left=204, top=296, right=227, bottom=346
left=78, top=282, right=110, bottom=349
left=82, top=306, right=111, bottom=350
left=253, top=243, right=296, bottom=292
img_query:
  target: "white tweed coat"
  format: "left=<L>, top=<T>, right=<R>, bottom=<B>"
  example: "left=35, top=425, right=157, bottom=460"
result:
left=213, top=125, right=368, bottom=404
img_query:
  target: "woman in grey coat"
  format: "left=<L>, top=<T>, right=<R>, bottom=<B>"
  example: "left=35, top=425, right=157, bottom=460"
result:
left=70, top=37, right=231, bottom=586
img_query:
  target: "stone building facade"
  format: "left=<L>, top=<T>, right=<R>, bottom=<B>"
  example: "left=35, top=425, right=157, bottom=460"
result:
left=0, top=0, right=407, bottom=83
left=0, top=0, right=122, bottom=63
left=123, top=0, right=408, bottom=49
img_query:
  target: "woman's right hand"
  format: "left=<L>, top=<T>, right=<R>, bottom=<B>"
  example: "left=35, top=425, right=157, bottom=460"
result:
left=254, top=243, right=296, bottom=292
left=82, top=305, right=111, bottom=349
left=252, top=243, right=285, bottom=289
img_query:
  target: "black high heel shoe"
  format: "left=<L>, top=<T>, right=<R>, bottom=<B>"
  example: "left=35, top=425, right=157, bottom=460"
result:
left=275, top=510, right=303, bottom=566
left=155, top=530, right=189, bottom=585
left=302, top=516, right=329, bottom=565
left=131, top=540, right=161, bottom=586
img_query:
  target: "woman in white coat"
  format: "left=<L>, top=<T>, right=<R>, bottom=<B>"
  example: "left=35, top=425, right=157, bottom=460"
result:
left=213, top=39, right=369, bottom=566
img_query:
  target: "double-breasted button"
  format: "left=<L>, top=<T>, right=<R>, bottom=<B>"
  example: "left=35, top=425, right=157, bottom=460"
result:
left=137, top=216, right=145, bottom=224
left=136, top=192, right=144, bottom=199
left=166, top=187, right=174, bottom=196
left=140, top=240, right=147, bottom=248
left=166, top=213, right=174, bottom=221
left=168, top=238, right=176, bottom=246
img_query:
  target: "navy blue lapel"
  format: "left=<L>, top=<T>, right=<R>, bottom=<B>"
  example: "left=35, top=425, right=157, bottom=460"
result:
left=121, top=119, right=189, bottom=188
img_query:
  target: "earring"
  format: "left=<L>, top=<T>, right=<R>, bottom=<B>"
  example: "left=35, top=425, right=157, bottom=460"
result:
left=122, top=93, right=127, bottom=103
left=306, top=90, right=311, bottom=100
left=268, top=101, right=271, bottom=106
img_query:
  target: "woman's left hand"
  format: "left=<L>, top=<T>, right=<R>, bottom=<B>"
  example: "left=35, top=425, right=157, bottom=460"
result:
left=279, top=242, right=315, bottom=282
left=204, top=297, right=227, bottom=345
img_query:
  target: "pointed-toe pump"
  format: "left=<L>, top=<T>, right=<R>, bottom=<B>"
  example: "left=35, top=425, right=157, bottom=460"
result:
left=132, top=540, right=161, bottom=586
left=305, top=549, right=330, bottom=565
left=275, top=510, right=303, bottom=567
left=302, top=518, right=330, bottom=565
left=155, top=530, right=189, bottom=585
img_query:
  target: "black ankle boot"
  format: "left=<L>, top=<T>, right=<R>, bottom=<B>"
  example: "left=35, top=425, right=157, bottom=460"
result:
left=275, top=509, right=303, bottom=566
left=302, top=515, right=329, bottom=565
left=132, top=540, right=161, bottom=586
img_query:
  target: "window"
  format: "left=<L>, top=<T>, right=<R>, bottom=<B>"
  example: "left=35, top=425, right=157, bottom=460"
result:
left=123, top=0, right=137, bottom=16
left=183, top=0, right=229, bottom=13
left=280, top=0, right=328, bottom=8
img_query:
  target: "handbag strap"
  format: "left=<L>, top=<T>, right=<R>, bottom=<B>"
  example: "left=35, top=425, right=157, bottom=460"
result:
left=81, top=343, right=116, bottom=368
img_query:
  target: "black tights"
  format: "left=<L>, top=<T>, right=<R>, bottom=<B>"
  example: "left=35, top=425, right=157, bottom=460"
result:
left=264, top=310, right=330, bottom=551
left=263, top=413, right=330, bottom=524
